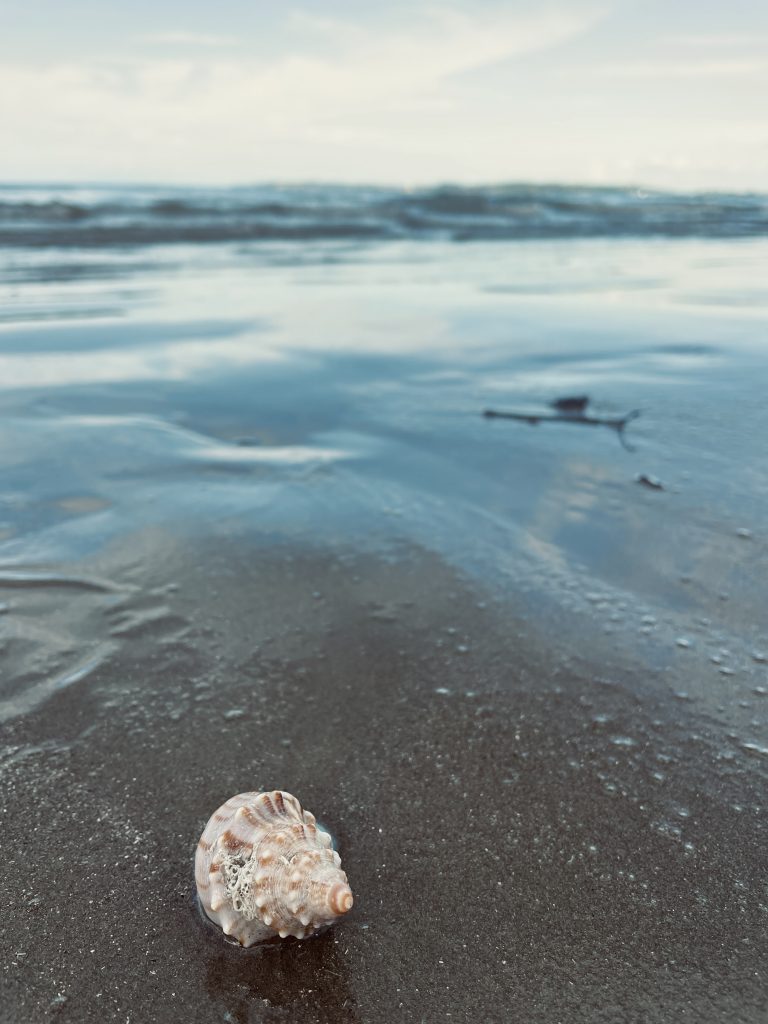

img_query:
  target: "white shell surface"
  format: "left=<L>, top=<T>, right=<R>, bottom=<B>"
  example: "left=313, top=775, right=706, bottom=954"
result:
left=195, top=790, right=353, bottom=947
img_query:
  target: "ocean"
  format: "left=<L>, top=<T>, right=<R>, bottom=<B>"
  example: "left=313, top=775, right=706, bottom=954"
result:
left=1, top=183, right=767, bottom=247
left=1, top=183, right=767, bottom=1023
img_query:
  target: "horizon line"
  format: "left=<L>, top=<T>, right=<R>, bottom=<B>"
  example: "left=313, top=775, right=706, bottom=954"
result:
left=0, top=178, right=766, bottom=197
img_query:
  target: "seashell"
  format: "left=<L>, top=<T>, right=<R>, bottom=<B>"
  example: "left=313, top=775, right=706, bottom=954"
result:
left=195, top=790, right=353, bottom=947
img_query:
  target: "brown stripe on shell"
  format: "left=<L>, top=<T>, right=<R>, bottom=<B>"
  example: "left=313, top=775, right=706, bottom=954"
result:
left=220, top=830, right=249, bottom=852
left=287, top=823, right=306, bottom=845
left=238, top=806, right=261, bottom=828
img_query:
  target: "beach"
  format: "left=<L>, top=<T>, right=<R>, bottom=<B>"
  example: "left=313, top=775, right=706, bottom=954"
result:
left=0, top=185, right=767, bottom=1023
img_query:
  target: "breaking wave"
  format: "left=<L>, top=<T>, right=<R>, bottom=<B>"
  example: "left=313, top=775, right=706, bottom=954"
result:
left=0, top=183, right=766, bottom=247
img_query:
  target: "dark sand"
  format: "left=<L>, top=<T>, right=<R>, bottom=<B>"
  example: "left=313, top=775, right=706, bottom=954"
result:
left=1, top=534, right=766, bottom=1023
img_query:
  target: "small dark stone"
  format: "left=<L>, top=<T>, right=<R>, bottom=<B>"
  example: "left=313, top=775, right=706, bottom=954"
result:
left=636, top=473, right=664, bottom=490
left=551, top=395, right=590, bottom=414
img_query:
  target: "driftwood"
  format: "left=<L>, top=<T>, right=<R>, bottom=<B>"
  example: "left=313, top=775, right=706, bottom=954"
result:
left=483, top=407, right=641, bottom=451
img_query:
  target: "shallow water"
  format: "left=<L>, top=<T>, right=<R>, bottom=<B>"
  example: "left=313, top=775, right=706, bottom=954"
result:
left=0, top=220, right=767, bottom=1022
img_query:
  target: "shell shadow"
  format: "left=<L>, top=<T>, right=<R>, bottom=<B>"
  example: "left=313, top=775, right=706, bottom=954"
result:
left=204, top=927, right=359, bottom=1024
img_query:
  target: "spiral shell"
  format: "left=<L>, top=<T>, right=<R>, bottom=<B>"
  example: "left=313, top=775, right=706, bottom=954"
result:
left=195, top=790, right=353, bottom=946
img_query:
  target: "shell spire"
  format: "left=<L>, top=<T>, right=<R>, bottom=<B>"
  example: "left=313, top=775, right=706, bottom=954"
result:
left=195, top=790, right=353, bottom=946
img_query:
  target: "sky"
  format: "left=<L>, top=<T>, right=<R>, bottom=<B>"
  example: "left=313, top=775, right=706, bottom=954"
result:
left=0, top=0, right=767, bottom=189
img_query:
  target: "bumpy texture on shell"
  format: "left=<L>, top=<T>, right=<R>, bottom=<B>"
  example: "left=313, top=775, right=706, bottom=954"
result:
left=195, top=790, right=353, bottom=947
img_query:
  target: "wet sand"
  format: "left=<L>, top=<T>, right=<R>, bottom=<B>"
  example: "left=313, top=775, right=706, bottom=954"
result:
left=0, top=234, right=767, bottom=1021
left=1, top=534, right=766, bottom=1023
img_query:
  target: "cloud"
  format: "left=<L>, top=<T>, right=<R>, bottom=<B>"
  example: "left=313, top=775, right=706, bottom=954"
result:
left=666, top=32, right=768, bottom=49
left=0, top=5, right=603, bottom=179
left=139, top=32, right=239, bottom=48
left=287, top=6, right=601, bottom=79
left=594, top=58, right=766, bottom=79
left=1, top=3, right=766, bottom=188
